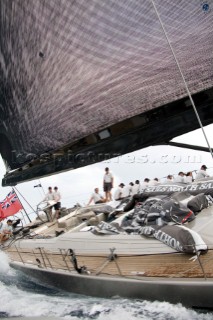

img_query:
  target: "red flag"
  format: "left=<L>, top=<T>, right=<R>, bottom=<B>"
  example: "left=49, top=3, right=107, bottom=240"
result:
left=0, top=190, right=23, bottom=219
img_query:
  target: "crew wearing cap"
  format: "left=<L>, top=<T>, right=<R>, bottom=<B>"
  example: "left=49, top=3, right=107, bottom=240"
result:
left=195, top=165, right=210, bottom=180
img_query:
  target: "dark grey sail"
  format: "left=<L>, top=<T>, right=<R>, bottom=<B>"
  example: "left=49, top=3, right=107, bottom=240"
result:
left=0, top=0, right=213, bottom=186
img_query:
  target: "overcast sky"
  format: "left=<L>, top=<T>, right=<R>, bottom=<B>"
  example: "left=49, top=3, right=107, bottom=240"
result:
left=0, top=124, right=212, bottom=220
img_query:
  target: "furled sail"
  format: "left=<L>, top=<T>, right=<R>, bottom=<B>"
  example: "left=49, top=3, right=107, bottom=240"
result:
left=0, top=1, right=213, bottom=186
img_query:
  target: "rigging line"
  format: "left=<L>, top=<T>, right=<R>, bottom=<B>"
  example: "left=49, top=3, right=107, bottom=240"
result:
left=13, top=187, right=32, bottom=223
left=39, top=179, right=45, bottom=195
left=14, top=186, right=36, bottom=216
left=151, top=0, right=213, bottom=159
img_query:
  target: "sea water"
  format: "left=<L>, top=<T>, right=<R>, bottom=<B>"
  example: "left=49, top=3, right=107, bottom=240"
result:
left=0, top=252, right=212, bottom=320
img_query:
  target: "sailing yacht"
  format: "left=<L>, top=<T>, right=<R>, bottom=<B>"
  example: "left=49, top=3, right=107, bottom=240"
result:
left=0, top=0, right=213, bottom=308
left=0, top=177, right=212, bottom=308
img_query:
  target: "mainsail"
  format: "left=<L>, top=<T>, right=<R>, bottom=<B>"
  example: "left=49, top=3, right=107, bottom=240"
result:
left=0, top=1, right=213, bottom=186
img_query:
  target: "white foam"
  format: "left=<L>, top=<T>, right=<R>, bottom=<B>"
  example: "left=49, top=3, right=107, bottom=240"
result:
left=0, top=250, right=11, bottom=274
left=0, top=285, right=212, bottom=320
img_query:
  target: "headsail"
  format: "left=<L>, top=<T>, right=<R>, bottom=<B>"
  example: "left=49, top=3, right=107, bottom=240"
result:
left=0, top=1, right=213, bottom=185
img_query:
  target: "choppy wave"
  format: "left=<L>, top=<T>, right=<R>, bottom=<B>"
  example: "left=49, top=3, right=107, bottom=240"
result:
left=0, top=251, right=212, bottom=320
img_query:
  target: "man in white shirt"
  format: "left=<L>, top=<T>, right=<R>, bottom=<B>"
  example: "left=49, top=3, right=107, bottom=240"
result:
left=114, top=183, right=126, bottom=200
left=124, top=182, right=134, bottom=197
left=53, top=186, right=61, bottom=219
left=140, top=178, right=150, bottom=190
left=0, top=219, right=13, bottom=243
left=184, top=171, right=193, bottom=183
left=131, top=180, right=140, bottom=195
left=149, top=178, right=160, bottom=186
left=103, top=167, right=114, bottom=202
left=87, top=188, right=106, bottom=205
left=165, top=175, right=174, bottom=183
left=40, top=187, right=55, bottom=219
left=195, top=165, right=210, bottom=180
left=42, top=187, right=55, bottom=201
left=174, top=172, right=185, bottom=183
